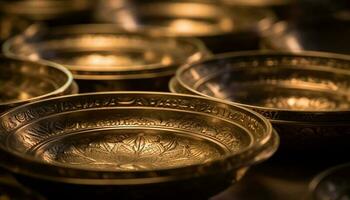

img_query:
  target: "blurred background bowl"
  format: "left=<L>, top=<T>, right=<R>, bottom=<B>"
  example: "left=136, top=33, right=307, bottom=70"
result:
left=3, top=24, right=209, bottom=92
left=0, top=0, right=94, bottom=25
left=173, top=51, right=350, bottom=159
left=310, top=163, right=350, bottom=200
left=95, top=0, right=276, bottom=53
left=0, top=92, right=278, bottom=199
left=0, top=55, right=77, bottom=113
left=262, top=16, right=350, bottom=54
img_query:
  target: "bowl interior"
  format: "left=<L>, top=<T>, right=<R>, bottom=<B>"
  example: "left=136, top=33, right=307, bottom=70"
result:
left=178, top=54, right=350, bottom=111
left=0, top=58, right=69, bottom=105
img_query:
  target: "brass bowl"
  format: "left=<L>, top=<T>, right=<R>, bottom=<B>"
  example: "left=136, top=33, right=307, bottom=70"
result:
left=310, top=163, right=350, bottom=200
left=0, top=55, right=77, bottom=113
left=173, top=51, right=350, bottom=158
left=262, top=18, right=350, bottom=55
left=0, top=0, right=92, bottom=22
left=0, top=92, right=278, bottom=199
left=4, top=24, right=209, bottom=92
left=96, top=0, right=275, bottom=53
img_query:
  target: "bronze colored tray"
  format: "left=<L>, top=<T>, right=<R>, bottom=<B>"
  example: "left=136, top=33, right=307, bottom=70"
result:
left=0, top=55, right=77, bottom=113
left=96, top=0, right=275, bottom=53
left=0, top=92, right=278, bottom=199
left=173, top=51, right=350, bottom=157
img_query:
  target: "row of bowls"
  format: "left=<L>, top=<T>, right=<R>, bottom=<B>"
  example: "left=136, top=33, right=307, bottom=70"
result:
left=0, top=14, right=279, bottom=198
left=0, top=1, right=349, bottom=199
left=1, top=0, right=349, bottom=53
left=4, top=23, right=350, bottom=158
left=1, top=50, right=350, bottom=199
left=0, top=24, right=279, bottom=198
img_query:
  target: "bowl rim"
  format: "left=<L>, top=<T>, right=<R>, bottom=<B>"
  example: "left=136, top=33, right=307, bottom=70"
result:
left=175, top=50, right=350, bottom=115
left=309, top=162, right=350, bottom=199
left=0, top=54, right=74, bottom=106
left=0, top=91, right=278, bottom=185
left=3, top=24, right=210, bottom=80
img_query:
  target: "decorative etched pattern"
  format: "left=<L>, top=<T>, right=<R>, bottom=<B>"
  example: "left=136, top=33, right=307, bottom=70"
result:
left=13, top=113, right=244, bottom=155
left=0, top=94, right=267, bottom=140
left=36, top=131, right=223, bottom=171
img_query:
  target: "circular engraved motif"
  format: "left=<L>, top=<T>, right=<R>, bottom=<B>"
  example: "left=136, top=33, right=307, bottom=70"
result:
left=33, top=129, right=225, bottom=171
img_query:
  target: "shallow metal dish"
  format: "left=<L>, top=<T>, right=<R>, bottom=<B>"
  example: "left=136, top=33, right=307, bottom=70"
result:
left=0, top=55, right=77, bottom=113
left=174, top=51, right=350, bottom=157
left=262, top=18, right=350, bottom=54
left=310, top=163, right=350, bottom=200
left=96, top=0, right=275, bottom=53
left=4, top=24, right=209, bottom=92
left=0, top=0, right=92, bottom=22
left=0, top=92, right=278, bottom=199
